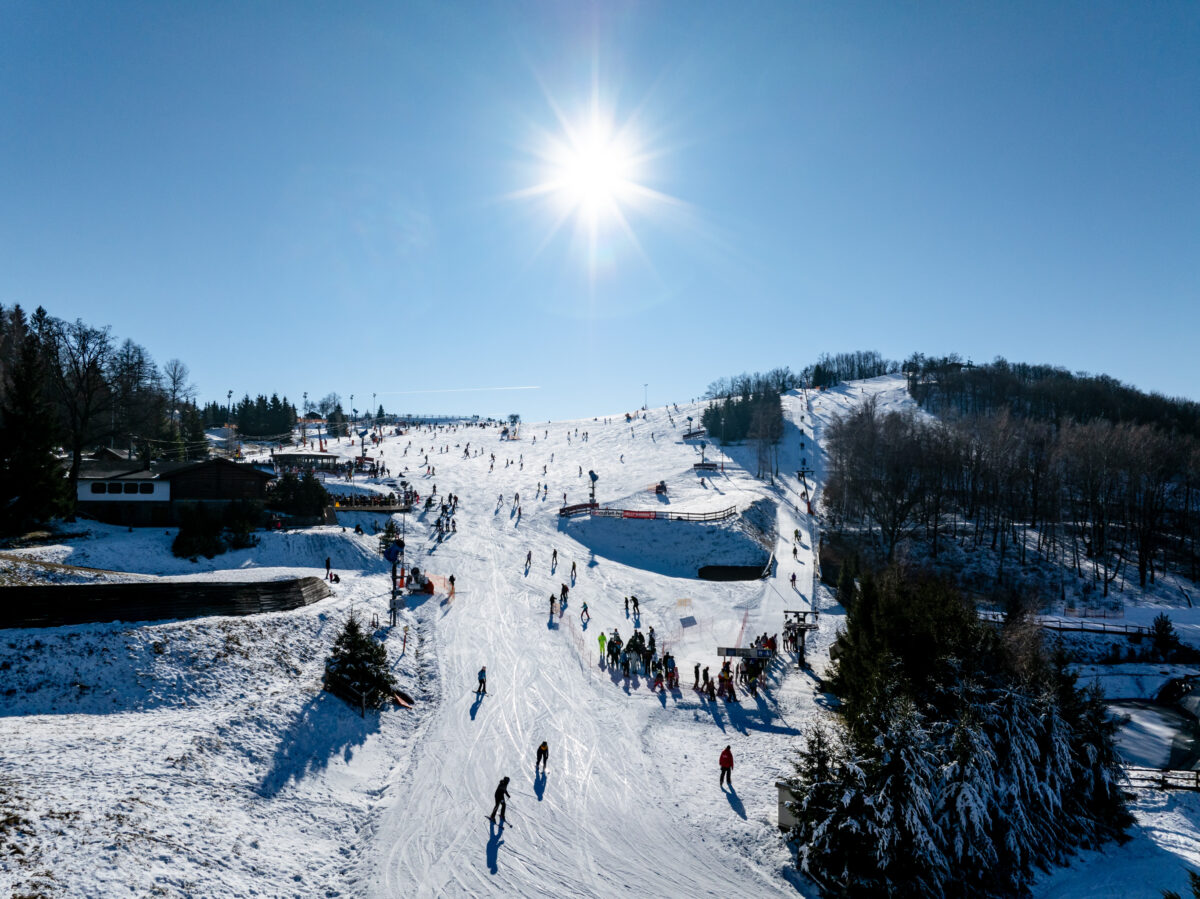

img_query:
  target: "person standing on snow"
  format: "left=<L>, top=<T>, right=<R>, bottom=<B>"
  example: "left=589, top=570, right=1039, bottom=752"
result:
left=525, top=550, right=532, bottom=568
left=551, top=548, right=558, bottom=566
left=598, top=631, right=607, bottom=662
left=325, top=556, right=331, bottom=580
left=631, top=596, right=640, bottom=615
left=719, top=745, right=734, bottom=787
left=490, top=776, right=511, bottom=822
left=535, top=741, right=549, bottom=772
left=476, top=667, right=487, bottom=695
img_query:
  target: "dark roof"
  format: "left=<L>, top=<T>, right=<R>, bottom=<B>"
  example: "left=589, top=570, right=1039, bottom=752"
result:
left=156, top=458, right=276, bottom=481
left=76, top=458, right=274, bottom=481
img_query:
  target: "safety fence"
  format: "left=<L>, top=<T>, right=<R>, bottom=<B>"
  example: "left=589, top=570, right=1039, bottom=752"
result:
left=586, top=505, right=738, bottom=523
left=978, top=609, right=1152, bottom=637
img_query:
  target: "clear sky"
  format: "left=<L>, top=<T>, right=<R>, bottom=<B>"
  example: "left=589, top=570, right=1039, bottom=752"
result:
left=2, top=1, right=1197, bottom=421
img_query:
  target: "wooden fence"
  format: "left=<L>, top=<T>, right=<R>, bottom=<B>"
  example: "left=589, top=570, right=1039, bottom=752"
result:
left=0, top=577, right=333, bottom=629
left=1124, top=767, right=1200, bottom=792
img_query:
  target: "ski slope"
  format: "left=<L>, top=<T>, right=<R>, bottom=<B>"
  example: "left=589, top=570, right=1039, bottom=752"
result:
left=3, top=374, right=1199, bottom=898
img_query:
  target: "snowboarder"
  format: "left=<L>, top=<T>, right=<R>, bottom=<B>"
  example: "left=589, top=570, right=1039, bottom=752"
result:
left=580, top=602, right=589, bottom=623
left=490, top=776, right=511, bottom=822
left=719, top=745, right=733, bottom=787
left=535, top=741, right=548, bottom=772
left=476, top=666, right=487, bottom=695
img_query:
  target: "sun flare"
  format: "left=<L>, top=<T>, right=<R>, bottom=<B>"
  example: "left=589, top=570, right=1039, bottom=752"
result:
left=511, top=91, right=683, bottom=281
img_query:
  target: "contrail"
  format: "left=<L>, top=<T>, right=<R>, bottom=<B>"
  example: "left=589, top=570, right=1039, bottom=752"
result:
left=378, top=386, right=540, bottom=395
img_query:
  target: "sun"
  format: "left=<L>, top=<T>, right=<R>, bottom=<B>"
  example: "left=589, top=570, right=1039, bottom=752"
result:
left=551, top=120, right=635, bottom=220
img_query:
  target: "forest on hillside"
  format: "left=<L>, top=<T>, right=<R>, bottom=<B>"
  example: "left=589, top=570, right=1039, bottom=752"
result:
left=824, top=357, right=1200, bottom=604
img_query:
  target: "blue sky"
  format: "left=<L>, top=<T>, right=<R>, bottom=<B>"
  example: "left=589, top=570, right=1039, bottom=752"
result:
left=2, top=1, right=1197, bottom=420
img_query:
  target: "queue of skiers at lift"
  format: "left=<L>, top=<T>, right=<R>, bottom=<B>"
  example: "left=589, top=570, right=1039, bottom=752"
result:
left=596, top=617, right=781, bottom=700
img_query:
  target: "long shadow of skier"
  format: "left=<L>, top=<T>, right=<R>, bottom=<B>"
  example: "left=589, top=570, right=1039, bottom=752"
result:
left=534, top=769, right=547, bottom=801
left=486, top=820, right=505, bottom=874
left=470, top=693, right=484, bottom=720
left=723, top=785, right=747, bottom=819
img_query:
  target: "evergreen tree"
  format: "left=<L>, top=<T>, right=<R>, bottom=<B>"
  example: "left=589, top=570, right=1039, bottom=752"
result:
left=325, top=613, right=396, bottom=707
left=0, top=329, right=67, bottom=531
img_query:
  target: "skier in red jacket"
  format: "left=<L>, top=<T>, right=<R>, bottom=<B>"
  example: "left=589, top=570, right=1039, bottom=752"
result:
left=719, top=745, right=733, bottom=788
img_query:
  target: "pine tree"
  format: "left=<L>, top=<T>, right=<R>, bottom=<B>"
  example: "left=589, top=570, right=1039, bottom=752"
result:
left=325, top=613, right=396, bottom=707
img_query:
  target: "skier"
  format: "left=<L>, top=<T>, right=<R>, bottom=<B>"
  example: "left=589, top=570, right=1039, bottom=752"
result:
left=598, top=631, right=607, bottom=662
left=550, top=595, right=557, bottom=616
left=571, top=561, right=577, bottom=578
left=790, top=572, right=797, bottom=588
left=719, top=745, right=734, bottom=787
left=449, top=574, right=456, bottom=598
left=476, top=666, right=487, bottom=695
left=694, top=662, right=700, bottom=689
left=535, top=741, right=549, bottom=772
left=631, top=596, right=640, bottom=616
left=580, top=602, right=589, bottom=622
left=325, top=556, right=331, bottom=581
left=490, top=776, right=511, bottom=822
left=624, top=597, right=630, bottom=615
left=551, top=548, right=558, bottom=566
left=525, top=550, right=532, bottom=568
left=793, top=545, right=798, bottom=560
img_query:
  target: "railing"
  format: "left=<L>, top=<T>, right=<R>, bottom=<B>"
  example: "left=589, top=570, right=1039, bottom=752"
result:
left=978, top=609, right=1152, bottom=637
left=1124, top=767, right=1200, bottom=792
left=587, top=505, right=737, bottom=522
left=558, top=502, right=599, bottom=517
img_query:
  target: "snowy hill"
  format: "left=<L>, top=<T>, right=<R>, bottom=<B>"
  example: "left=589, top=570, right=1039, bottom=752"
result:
left=2, top=376, right=1199, bottom=898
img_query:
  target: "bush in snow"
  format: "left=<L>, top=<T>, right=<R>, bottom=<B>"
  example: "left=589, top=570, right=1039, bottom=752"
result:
left=786, top=568, right=1132, bottom=897
left=172, top=503, right=225, bottom=559
left=324, top=613, right=396, bottom=709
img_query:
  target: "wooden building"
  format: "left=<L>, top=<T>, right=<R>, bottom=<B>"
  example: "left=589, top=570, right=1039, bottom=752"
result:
left=75, top=459, right=275, bottom=526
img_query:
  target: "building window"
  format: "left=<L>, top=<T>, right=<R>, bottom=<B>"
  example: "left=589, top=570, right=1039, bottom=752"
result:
left=139, top=483, right=154, bottom=495
left=90, top=483, right=107, bottom=494
left=108, top=483, right=124, bottom=493
left=123, top=483, right=139, bottom=494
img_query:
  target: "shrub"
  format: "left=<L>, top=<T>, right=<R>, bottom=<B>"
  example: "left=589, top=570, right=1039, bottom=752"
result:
left=172, top=504, right=225, bottom=558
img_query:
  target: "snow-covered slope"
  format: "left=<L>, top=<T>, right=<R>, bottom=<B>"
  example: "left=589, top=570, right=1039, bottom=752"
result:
left=3, top=375, right=1198, bottom=898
